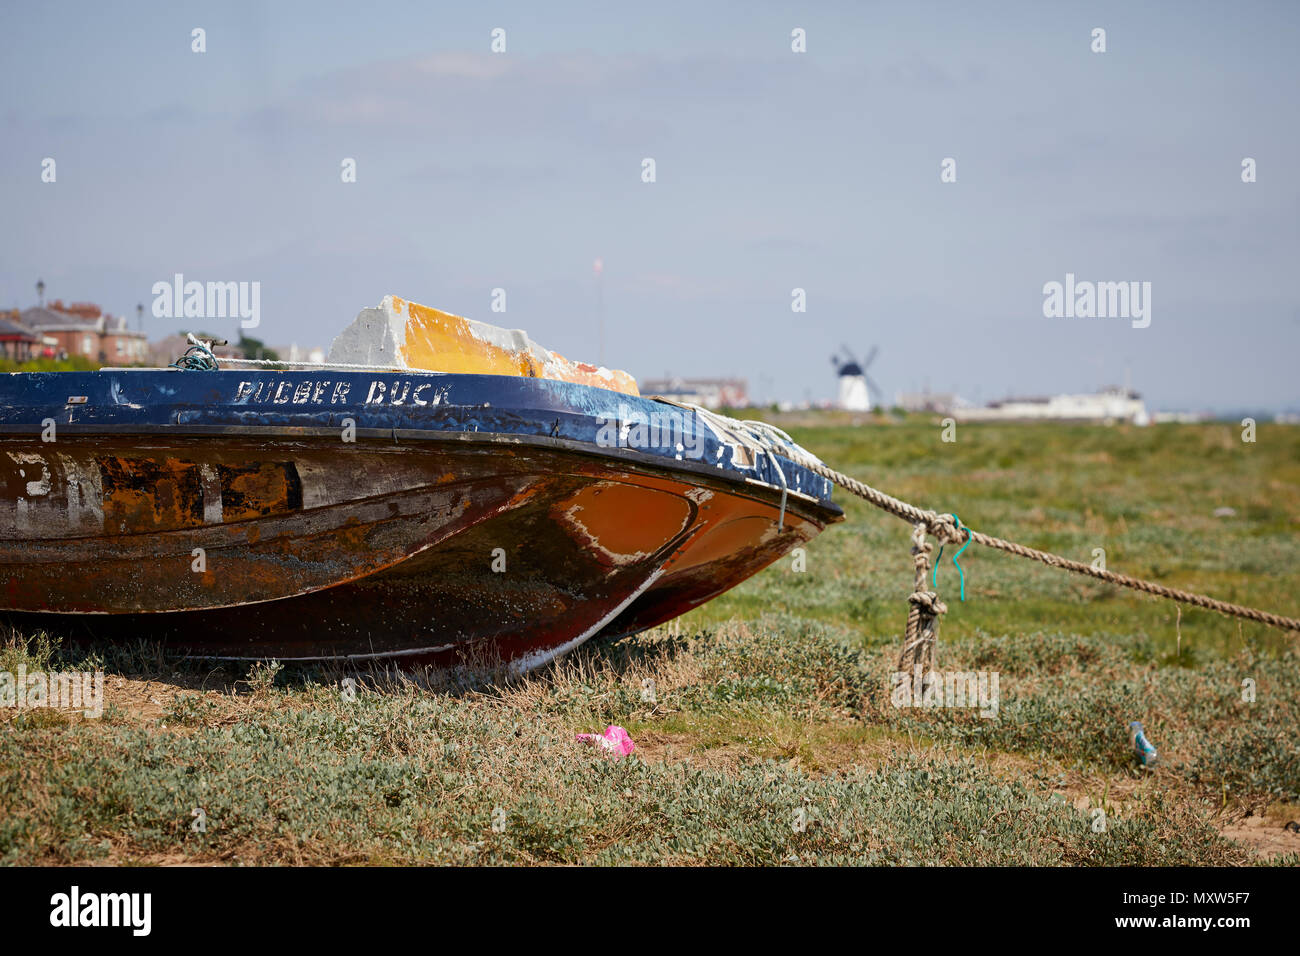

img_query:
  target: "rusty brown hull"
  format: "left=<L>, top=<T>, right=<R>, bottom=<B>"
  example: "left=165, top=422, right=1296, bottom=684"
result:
left=0, top=435, right=837, bottom=670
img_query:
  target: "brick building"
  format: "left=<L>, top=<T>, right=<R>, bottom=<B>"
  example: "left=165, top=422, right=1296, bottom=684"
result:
left=0, top=313, right=45, bottom=360
left=19, top=300, right=148, bottom=364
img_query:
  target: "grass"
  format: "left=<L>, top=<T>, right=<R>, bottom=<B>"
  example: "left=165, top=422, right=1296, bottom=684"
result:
left=0, top=356, right=100, bottom=374
left=1, top=419, right=1297, bottom=865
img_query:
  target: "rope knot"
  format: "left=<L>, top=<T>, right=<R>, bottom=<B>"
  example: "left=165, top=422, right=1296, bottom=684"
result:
left=926, top=513, right=966, bottom=545
left=908, top=590, right=948, bottom=616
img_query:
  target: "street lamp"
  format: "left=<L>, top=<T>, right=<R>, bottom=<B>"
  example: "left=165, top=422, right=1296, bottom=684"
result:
left=36, top=279, right=45, bottom=307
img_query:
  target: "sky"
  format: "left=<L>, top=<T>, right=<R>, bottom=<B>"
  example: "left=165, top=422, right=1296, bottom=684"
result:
left=2, top=1, right=1297, bottom=411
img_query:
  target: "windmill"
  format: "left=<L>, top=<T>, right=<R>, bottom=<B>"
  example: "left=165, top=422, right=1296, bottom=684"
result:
left=831, top=344, right=881, bottom=411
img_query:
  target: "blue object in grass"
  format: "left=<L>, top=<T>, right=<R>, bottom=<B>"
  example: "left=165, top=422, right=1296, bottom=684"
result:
left=1129, top=721, right=1159, bottom=767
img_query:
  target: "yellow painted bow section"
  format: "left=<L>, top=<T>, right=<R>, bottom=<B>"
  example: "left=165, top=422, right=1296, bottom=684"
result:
left=389, top=296, right=639, bottom=396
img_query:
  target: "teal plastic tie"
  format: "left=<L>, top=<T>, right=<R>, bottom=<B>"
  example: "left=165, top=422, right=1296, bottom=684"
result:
left=931, top=513, right=972, bottom=601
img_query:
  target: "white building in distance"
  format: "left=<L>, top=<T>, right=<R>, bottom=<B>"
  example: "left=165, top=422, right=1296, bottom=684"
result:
left=956, top=386, right=1149, bottom=425
left=641, top=377, right=749, bottom=410
left=836, top=368, right=870, bottom=411
left=895, top=391, right=963, bottom=415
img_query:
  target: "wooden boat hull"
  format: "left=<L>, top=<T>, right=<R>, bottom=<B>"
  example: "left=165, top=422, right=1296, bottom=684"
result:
left=0, top=370, right=840, bottom=671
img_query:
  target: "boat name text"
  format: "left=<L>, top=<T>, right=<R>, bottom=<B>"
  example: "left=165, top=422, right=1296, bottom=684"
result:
left=234, top=379, right=448, bottom=407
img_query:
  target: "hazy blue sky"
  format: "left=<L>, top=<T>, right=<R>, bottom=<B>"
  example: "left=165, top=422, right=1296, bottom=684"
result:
left=3, top=1, right=1297, bottom=410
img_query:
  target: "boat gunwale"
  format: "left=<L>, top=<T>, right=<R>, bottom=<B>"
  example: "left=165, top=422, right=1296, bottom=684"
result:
left=0, top=421, right=843, bottom=521
left=0, top=368, right=840, bottom=516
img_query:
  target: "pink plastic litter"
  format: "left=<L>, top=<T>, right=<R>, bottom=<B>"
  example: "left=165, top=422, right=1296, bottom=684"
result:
left=575, top=724, right=636, bottom=757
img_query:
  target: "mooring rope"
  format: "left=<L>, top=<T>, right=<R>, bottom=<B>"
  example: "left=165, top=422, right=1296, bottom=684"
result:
left=676, top=402, right=1300, bottom=635
left=805, top=456, right=1300, bottom=634
left=900, top=522, right=946, bottom=672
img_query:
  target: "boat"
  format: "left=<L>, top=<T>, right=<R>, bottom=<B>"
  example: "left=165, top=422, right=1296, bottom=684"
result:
left=0, top=296, right=841, bottom=672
